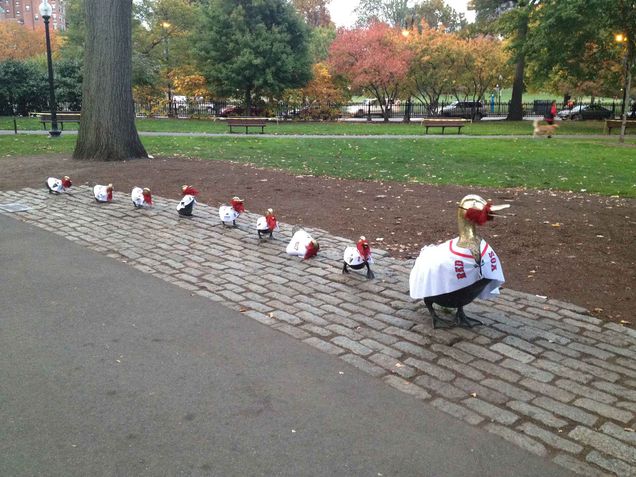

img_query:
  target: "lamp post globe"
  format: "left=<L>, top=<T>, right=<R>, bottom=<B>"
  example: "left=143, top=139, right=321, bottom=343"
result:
left=39, top=0, right=61, bottom=137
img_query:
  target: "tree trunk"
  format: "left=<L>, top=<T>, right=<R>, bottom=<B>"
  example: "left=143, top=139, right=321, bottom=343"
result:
left=507, top=10, right=529, bottom=121
left=245, top=88, right=252, bottom=117
left=73, top=0, right=147, bottom=161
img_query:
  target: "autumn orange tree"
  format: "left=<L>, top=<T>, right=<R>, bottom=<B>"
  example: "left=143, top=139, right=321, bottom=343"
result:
left=405, top=24, right=463, bottom=114
left=0, top=22, right=58, bottom=61
left=454, top=35, right=510, bottom=102
left=404, top=24, right=510, bottom=112
left=329, top=23, right=413, bottom=121
left=281, top=62, right=346, bottom=119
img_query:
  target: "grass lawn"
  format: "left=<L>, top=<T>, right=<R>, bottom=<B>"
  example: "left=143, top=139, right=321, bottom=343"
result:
left=2, top=134, right=634, bottom=197
left=0, top=116, right=619, bottom=136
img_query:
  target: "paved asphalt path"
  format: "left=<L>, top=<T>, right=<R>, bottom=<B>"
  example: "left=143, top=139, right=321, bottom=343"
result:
left=0, top=128, right=608, bottom=140
left=0, top=215, right=574, bottom=477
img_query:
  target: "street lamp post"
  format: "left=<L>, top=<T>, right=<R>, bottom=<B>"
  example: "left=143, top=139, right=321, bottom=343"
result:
left=39, top=0, right=60, bottom=137
left=162, top=21, right=174, bottom=118
left=615, top=33, right=633, bottom=144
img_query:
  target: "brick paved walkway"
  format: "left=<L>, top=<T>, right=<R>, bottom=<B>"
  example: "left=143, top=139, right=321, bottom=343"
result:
left=2, top=186, right=635, bottom=477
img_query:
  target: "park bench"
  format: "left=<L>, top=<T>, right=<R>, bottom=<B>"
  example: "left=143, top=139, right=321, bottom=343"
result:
left=226, top=118, right=267, bottom=134
left=421, top=118, right=470, bottom=134
left=37, top=112, right=81, bottom=130
left=605, top=119, right=636, bottom=135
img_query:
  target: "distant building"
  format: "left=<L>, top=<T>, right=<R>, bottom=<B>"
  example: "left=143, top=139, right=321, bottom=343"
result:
left=0, top=0, right=66, bottom=31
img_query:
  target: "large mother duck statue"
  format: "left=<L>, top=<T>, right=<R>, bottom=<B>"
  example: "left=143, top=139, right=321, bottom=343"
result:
left=409, top=194, right=510, bottom=329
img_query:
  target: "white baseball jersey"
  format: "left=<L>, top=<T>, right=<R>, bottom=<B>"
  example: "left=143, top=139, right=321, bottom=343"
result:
left=286, top=230, right=313, bottom=257
left=219, top=205, right=240, bottom=223
left=409, top=238, right=504, bottom=300
left=93, top=185, right=111, bottom=202
left=343, top=246, right=374, bottom=266
left=131, top=187, right=149, bottom=207
left=47, top=177, right=65, bottom=193
left=177, top=195, right=196, bottom=212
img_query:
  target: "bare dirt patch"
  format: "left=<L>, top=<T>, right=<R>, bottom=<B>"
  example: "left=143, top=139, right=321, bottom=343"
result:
left=2, top=153, right=634, bottom=325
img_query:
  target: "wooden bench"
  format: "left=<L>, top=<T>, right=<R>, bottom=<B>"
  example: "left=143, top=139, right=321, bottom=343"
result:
left=605, top=119, right=636, bottom=134
left=226, top=118, right=267, bottom=134
left=38, top=112, right=81, bottom=130
left=421, top=118, right=470, bottom=134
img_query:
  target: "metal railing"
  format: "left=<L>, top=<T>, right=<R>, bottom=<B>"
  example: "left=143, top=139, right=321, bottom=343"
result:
left=14, top=98, right=620, bottom=121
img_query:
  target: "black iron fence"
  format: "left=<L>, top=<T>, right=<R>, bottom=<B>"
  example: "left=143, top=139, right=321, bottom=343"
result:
left=33, top=98, right=627, bottom=121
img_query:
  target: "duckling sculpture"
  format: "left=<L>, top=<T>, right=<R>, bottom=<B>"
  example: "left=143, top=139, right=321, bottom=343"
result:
left=409, top=195, right=510, bottom=328
left=219, top=196, right=245, bottom=227
left=286, top=227, right=319, bottom=260
left=46, top=176, right=72, bottom=194
left=256, top=208, right=279, bottom=239
left=94, top=183, right=114, bottom=203
left=177, top=185, right=199, bottom=217
left=343, top=236, right=375, bottom=279
left=131, top=187, right=153, bottom=208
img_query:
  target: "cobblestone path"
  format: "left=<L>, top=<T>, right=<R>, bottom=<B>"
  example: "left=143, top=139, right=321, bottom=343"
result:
left=2, top=186, right=635, bottom=477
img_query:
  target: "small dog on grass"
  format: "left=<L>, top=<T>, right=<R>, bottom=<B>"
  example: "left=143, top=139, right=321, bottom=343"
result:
left=533, top=119, right=558, bottom=138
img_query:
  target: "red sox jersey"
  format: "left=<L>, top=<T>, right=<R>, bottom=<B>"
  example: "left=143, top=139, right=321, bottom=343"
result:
left=409, top=238, right=504, bottom=300
left=219, top=205, right=240, bottom=223
left=47, top=177, right=66, bottom=193
left=343, top=246, right=374, bottom=266
left=286, top=229, right=313, bottom=257
left=94, top=185, right=112, bottom=202
left=131, top=187, right=150, bottom=207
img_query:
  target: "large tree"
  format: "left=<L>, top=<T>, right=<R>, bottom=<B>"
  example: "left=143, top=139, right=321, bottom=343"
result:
left=290, top=0, right=332, bottom=27
left=329, top=23, right=413, bottom=121
left=471, top=0, right=540, bottom=120
left=355, top=0, right=465, bottom=30
left=73, top=0, right=147, bottom=161
left=526, top=0, right=635, bottom=100
left=355, top=0, right=411, bottom=27
left=197, top=0, right=312, bottom=114
left=0, top=60, right=48, bottom=115
left=134, top=0, right=202, bottom=106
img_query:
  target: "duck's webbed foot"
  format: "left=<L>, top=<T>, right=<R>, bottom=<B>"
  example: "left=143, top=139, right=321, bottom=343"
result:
left=342, top=263, right=349, bottom=274
left=456, top=307, right=483, bottom=328
left=365, top=263, right=375, bottom=280
left=425, top=299, right=456, bottom=329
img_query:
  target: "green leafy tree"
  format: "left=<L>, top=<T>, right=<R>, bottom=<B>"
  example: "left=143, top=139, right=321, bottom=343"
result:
left=356, top=0, right=465, bottom=31
left=58, top=0, right=86, bottom=64
left=355, top=0, right=411, bottom=27
left=471, top=0, right=540, bottom=120
left=309, top=26, right=337, bottom=62
left=55, top=58, right=84, bottom=111
left=526, top=0, right=635, bottom=103
left=413, top=0, right=467, bottom=31
left=290, top=0, right=332, bottom=27
left=133, top=0, right=202, bottom=114
left=197, top=0, right=312, bottom=114
left=0, top=60, right=48, bottom=115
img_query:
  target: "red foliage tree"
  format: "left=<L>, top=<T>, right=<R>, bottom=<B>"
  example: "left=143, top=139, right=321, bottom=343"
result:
left=328, top=23, right=412, bottom=121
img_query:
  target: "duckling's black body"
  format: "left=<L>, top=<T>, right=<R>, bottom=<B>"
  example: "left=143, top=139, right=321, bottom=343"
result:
left=342, top=261, right=375, bottom=279
left=424, top=277, right=491, bottom=328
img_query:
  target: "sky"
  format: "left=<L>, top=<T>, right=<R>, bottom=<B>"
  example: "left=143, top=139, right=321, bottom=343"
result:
left=327, top=0, right=475, bottom=27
